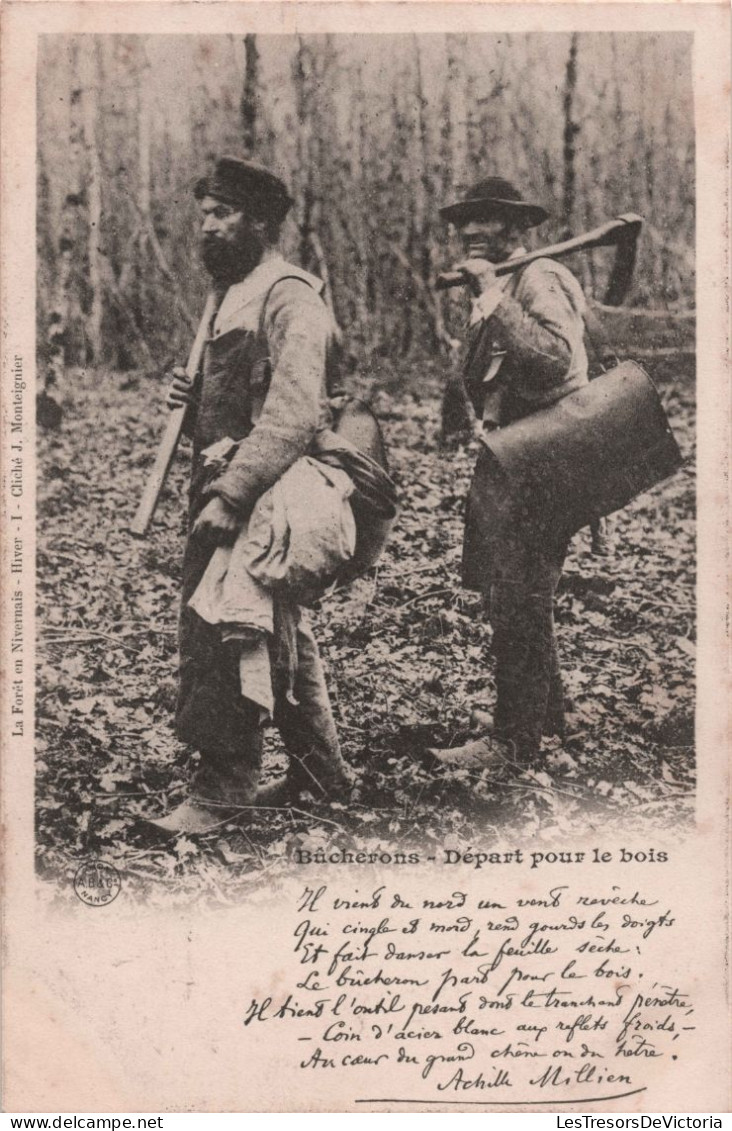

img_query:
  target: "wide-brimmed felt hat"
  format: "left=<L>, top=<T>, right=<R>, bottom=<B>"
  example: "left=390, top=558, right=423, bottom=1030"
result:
left=194, top=155, right=293, bottom=223
left=440, top=176, right=549, bottom=228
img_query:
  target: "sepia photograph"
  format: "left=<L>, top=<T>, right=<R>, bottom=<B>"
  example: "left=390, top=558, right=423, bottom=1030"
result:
left=2, top=1, right=729, bottom=1114
left=32, top=28, right=699, bottom=902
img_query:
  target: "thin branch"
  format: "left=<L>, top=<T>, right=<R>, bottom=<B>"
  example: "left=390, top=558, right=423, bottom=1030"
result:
left=399, top=587, right=453, bottom=610
left=591, top=302, right=695, bottom=320
left=40, top=629, right=142, bottom=652
left=623, top=347, right=695, bottom=359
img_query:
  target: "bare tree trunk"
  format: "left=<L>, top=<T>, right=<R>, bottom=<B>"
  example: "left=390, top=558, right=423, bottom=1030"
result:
left=562, top=33, right=580, bottom=238
left=129, top=44, right=153, bottom=358
left=412, top=37, right=437, bottom=319
left=402, top=37, right=469, bottom=435
left=388, top=65, right=414, bottom=356
left=138, top=54, right=152, bottom=222
left=43, top=38, right=84, bottom=419
left=292, top=36, right=342, bottom=343
left=439, top=35, right=473, bottom=438
left=446, top=34, right=469, bottom=191
left=34, top=32, right=696, bottom=371
left=240, top=33, right=259, bottom=155
left=292, top=37, right=315, bottom=269
left=464, top=44, right=481, bottom=181
left=79, top=38, right=103, bottom=363
left=342, top=54, right=371, bottom=346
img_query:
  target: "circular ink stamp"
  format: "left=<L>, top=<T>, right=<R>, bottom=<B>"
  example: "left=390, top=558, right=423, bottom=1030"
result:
left=73, top=860, right=121, bottom=907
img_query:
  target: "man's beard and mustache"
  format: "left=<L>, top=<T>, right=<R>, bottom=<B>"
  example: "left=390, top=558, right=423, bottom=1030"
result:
left=465, top=232, right=515, bottom=264
left=200, top=223, right=265, bottom=283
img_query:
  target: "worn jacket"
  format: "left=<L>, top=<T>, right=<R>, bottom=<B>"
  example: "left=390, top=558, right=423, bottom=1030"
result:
left=176, top=254, right=337, bottom=749
left=189, top=252, right=337, bottom=516
left=462, top=256, right=588, bottom=428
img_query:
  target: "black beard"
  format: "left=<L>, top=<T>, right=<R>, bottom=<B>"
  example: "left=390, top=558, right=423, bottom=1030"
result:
left=200, top=234, right=263, bottom=283
left=465, top=240, right=514, bottom=264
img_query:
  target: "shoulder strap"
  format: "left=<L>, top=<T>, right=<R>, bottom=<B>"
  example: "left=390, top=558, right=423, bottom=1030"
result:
left=583, top=304, right=618, bottom=374
left=250, top=273, right=320, bottom=424
left=256, top=273, right=319, bottom=338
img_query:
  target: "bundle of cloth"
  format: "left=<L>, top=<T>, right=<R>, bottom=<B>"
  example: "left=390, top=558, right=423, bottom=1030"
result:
left=189, top=431, right=397, bottom=720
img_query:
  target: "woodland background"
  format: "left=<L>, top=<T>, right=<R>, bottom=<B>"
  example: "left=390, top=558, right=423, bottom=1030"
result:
left=36, top=34, right=696, bottom=902
left=38, top=32, right=694, bottom=373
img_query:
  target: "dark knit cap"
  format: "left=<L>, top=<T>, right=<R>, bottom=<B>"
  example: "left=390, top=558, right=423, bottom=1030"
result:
left=194, top=155, right=293, bottom=223
left=440, top=176, right=549, bottom=228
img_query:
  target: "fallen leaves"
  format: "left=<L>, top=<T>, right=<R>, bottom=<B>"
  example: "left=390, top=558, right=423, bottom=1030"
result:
left=35, top=356, right=697, bottom=904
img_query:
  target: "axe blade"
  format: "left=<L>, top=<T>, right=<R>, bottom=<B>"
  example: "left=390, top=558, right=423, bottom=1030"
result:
left=603, top=214, right=643, bottom=306
left=617, top=212, right=644, bottom=230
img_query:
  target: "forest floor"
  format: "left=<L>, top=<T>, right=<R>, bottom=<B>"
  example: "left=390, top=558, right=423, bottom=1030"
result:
left=36, top=354, right=696, bottom=906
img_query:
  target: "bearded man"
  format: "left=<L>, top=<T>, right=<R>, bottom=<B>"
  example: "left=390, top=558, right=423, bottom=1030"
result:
left=433, top=177, right=589, bottom=769
left=150, top=156, right=353, bottom=834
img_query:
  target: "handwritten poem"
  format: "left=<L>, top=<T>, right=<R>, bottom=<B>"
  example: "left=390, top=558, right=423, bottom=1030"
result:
left=243, top=863, right=695, bottom=1106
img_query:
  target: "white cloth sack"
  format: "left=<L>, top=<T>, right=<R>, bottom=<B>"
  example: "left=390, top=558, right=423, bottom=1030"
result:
left=188, top=454, right=356, bottom=716
left=243, top=455, right=356, bottom=601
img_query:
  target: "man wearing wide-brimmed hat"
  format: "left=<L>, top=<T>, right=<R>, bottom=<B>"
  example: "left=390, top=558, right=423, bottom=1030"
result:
left=149, top=156, right=354, bottom=834
left=432, top=176, right=589, bottom=769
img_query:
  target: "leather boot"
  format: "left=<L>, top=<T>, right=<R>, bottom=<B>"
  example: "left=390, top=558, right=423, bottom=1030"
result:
left=142, top=726, right=263, bottom=837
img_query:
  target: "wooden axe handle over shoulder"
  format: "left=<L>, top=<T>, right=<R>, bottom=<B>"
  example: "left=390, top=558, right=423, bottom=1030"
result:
left=435, top=213, right=644, bottom=291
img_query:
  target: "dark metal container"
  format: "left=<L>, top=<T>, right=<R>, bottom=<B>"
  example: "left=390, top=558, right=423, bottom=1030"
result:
left=462, top=360, right=683, bottom=589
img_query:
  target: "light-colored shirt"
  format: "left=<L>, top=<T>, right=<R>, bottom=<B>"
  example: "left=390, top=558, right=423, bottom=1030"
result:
left=462, top=255, right=589, bottom=425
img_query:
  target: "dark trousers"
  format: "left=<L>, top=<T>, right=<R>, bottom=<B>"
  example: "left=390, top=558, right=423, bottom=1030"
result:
left=487, top=533, right=568, bottom=759
left=273, top=615, right=346, bottom=797
left=176, top=533, right=347, bottom=806
left=463, top=444, right=570, bottom=762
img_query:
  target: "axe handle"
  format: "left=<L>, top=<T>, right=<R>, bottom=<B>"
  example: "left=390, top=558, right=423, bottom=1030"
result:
left=129, top=291, right=218, bottom=538
left=128, top=407, right=187, bottom=537
left=435, top=215, right=642, bottom=291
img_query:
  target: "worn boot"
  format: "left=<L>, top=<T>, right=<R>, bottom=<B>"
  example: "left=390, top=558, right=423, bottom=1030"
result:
left=255, top=766, right=355, bottom=810
left=143, top=716, right=263, bottom=837
left=144, top=797, right=244, bottom=836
